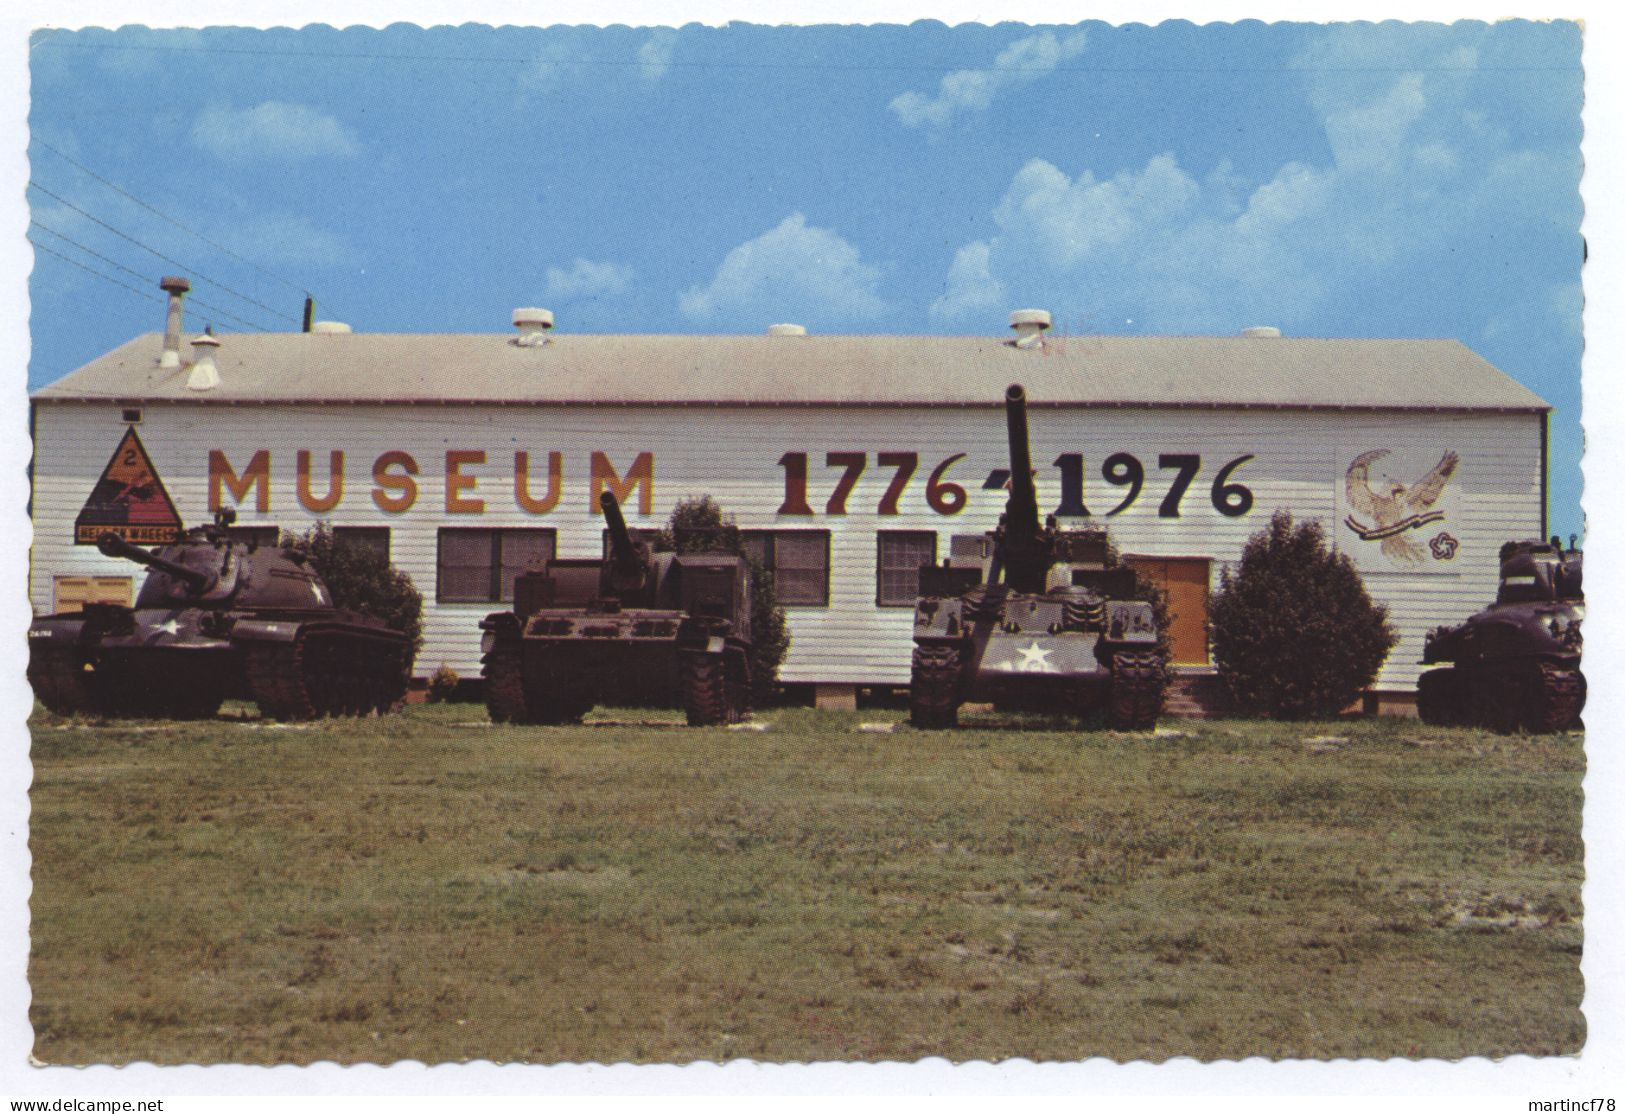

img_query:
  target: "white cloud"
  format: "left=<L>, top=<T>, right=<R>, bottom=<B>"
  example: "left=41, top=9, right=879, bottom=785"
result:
left=680, top=213, right=888, bottom=326
left=931, top=241, right=1005, bottom=321
left=191, top=102, right=358, bottom=163
left=890, top=30, right=1087, bottom=130
left=930, top=27, right=1574, bottom=339
left=638, top=30, right=679, bottom=83
left=545, top=258, right=634, bottom=301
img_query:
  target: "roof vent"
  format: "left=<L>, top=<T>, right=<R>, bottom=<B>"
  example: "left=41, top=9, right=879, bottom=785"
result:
left=1009, top=308, right=1051, bottom=350
left=766, top=323, right=807, bottom=337
left=513, top=308, right=554, bottom=347
left=158, top=276, right=191, bottom=370
left=310, top=321, right=353, bottom=335
left=1240, top=326, right=1281, bottom=338
left=185, top=333, right=221, bottom=392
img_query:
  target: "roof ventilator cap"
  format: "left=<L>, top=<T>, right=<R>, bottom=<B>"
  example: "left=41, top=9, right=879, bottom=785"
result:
left=766, top=323, right=808, bottom=337
left=513, top=308, right=554, bottom=347
left=310, top=321, right=353, bottom=335
left=1240, top=326, right=1281, bottom=338
left=1009, top=308, right=1051, bottom=350
left=185, top=333, right=221, bottom=392
left=158, top=276, right=191, bottom=370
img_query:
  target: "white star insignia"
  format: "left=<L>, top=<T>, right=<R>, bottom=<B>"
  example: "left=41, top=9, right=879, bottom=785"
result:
left=1015, top=641, right=1056, bottom=672
left=154, top=618, right=181, bottom=636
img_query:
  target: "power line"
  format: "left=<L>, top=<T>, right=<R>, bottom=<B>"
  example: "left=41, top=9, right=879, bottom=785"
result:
left=31, top=220, right=279, bottom=332
left=33, top=138, right=314, bottom=299
left=28, top=179, right=303, bottom=326
left=29, top=236, right=165, bottom=305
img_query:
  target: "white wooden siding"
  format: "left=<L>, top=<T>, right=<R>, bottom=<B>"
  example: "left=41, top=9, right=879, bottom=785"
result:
left=31, top=403, right=1542, bottom=691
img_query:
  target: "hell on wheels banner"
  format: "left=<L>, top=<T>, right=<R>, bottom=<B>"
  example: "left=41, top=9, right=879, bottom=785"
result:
left=1336, top=445, right=1461, bottom=574
left=74, top=427, right=184, bottom=545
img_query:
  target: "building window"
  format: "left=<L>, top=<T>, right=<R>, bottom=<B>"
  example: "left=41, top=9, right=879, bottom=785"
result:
left=52, top=575, right=132, bottom=613
left=740, top=530, right=831, bottom=607
left=437, top=528, right=556, bottom=603
left=334, top=525, right=391, bottom=563
left=876, top=531, right=936, bottom=607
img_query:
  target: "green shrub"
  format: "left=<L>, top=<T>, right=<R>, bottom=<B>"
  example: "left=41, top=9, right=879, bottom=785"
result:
left=655, top=495, right=790, bottom=707
left=427, top=664, right=460, bottom=703
left=279, top=523, right=425, bottom=673
left=1209, top=511, right=1397, bottom=718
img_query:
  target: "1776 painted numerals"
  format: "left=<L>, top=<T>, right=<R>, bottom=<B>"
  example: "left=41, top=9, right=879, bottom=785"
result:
left=778, top=451, right=1255, bottom=519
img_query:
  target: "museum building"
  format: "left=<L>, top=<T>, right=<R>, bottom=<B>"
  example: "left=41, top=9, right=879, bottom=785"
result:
left=29, top=286, right=1553, bottom=711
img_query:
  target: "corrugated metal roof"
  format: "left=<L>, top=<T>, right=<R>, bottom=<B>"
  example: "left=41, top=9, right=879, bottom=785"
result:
left=32, top=331, right=1550, bottom=412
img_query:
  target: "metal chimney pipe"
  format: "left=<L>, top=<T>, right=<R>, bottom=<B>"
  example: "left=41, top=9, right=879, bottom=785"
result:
left=159, top=276, right=191, bottom=369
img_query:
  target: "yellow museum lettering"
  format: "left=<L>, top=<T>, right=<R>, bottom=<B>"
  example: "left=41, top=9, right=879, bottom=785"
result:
left=445, top=450, right=486, bottom=514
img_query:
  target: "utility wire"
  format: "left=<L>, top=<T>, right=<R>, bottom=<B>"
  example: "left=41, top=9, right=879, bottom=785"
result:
left=28, top=179, right=304, bottom=326
left=29, top=237, right=164, bottom=305
left=33, top=138, right=314, bottom=299
left=30, top=219, right=278, bottom=332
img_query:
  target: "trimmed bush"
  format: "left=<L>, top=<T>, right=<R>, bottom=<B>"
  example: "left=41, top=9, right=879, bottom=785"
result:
left=655, top=495, right=790, bottom=707
left=280, top=523, right=425, bottom=673
left=1209, top=511, right=1397, bottom=719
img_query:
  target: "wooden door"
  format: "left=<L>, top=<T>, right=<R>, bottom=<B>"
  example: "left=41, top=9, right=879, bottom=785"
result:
left=1124, top=557, right=1211, bottom=666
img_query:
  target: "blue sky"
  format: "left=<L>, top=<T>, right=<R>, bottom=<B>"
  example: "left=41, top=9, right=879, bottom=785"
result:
left=24, top=19, right=1585, bottom=538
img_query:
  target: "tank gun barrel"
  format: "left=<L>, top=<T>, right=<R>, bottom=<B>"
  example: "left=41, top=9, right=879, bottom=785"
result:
left=96, top=531, right=212, bottom=592
left=999, top=384, right=1052, bottom=592
left=600, top=491, right=641, bottom=569
left=599, top=491, right=653, bottom=595
left=1004, top=384, right=1040, bottom=537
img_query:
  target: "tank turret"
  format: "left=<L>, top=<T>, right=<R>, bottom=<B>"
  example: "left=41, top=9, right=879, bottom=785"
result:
left=907, top=384, right=1164, bottom=731
left=1417, top=537, right=1584, bottom=732
left=96, top=531, right=214, bottom=594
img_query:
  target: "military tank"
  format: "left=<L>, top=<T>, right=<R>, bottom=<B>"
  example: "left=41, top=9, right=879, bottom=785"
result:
left=909, top=384, right=1164, bottom=730
left=479, top=491, right=754, bottom=726
left=27, top=510, right=410, bottom=720
left=1416, top=536, right=1584, bottom=733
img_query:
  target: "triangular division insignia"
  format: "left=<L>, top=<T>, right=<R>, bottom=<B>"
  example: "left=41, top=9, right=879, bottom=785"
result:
left=74, top=427, right=184, bottom=545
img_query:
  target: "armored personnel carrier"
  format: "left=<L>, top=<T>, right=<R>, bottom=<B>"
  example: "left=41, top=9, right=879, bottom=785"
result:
left=909, top=384, right=1164, bottom=730
left=27, top=510, right=410, bottom=720
left=480, top=491, right=754, bottom=726
left=1417, top=536, right=1584, bottom=733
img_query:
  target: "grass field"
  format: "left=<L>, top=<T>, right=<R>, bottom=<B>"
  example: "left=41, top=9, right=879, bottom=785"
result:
left=27, top=701, right=1584, bottom=1064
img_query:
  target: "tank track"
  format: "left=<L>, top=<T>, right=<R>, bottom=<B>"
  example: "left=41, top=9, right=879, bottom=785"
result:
left=1419, top=661, right=1584, bottom=734
left=909, top=644, right=962, bottom=729
left=27, top=644, right=95, bottom=716
left=482, top=638, right=533, bottom=724
left=1532, top=661, right=1585, bottom=733
left=245, top=629, right=405, bottom=721
left=681, top=650, right=745, bottom=727
left=1108, top=650, right=1162, bottom=731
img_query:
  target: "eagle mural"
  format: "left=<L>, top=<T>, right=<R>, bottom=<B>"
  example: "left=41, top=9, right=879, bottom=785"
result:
left=1344, top=449, right=1459, bottom=566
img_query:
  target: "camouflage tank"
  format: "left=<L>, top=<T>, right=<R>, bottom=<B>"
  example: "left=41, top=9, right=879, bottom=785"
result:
left=909, top=384, right=1164, bottom=730
left=1417, top=536, right=1585, bottom=733
left=27, top=510, right=410, bottom=720
left=479, top=491, right=754, bottom=726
